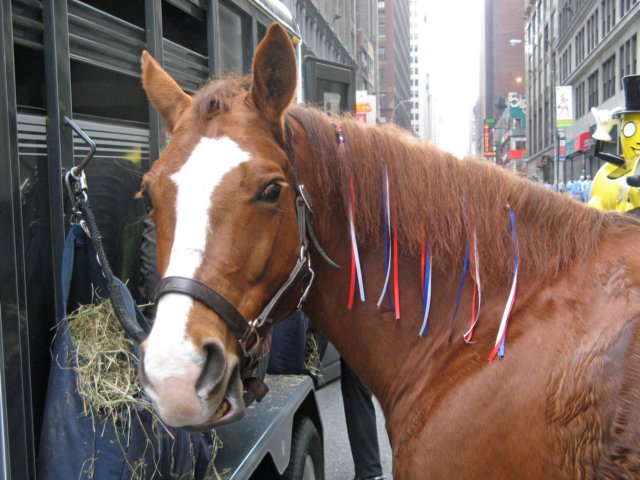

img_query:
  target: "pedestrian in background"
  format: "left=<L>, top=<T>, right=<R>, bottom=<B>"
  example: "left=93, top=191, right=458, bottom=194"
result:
left=582, top=175, right=592, bottom=203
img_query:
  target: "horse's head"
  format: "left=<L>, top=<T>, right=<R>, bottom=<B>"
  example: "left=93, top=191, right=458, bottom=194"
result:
left=139, top=24, right=302, bottom=430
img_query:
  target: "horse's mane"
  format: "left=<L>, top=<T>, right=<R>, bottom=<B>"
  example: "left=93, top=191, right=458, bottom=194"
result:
left=286, top=104, right=638, bottom=285
left=191, top=76, right=637, bottom=285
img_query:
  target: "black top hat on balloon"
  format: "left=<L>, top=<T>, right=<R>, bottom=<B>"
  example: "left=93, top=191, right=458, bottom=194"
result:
left=615, top=75, right=640, bottom=116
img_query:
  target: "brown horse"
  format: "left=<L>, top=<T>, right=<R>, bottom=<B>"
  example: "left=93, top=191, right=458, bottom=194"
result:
left=139, top=24, right=640, bottom=478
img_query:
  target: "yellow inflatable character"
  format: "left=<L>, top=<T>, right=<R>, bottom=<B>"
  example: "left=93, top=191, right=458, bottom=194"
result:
left=588, top=75, right=640, bottom=213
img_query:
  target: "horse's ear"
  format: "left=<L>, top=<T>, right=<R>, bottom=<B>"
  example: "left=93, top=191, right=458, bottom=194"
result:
left=141, top=50, right=192, bottom=133
left=250, top=24, right=297, bottom=139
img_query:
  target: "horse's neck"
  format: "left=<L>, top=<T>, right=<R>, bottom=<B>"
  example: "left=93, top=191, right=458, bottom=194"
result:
left=296, top=139, right=537, bottom=436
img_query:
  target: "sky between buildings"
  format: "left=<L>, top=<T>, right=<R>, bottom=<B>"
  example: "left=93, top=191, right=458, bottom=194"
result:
left=424, top=1, right=483, bottom=158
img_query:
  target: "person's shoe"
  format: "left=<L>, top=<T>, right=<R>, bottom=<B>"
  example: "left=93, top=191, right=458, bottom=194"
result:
left=356, top=476, right=385, bottom=480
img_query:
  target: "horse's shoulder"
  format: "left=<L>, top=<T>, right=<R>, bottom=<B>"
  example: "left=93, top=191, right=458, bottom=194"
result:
left=545, top=314, right=640, bottom=477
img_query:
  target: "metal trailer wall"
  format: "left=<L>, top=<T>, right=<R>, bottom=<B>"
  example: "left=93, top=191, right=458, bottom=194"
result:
left=1, top=1, right=296, bottom=478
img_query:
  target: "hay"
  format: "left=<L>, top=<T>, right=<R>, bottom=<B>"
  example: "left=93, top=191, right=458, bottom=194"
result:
left=67, top=301, right=152, bottom=419
left=66, top=300, right=223, bottom=479
left=304, top=330, right=321, bottom=379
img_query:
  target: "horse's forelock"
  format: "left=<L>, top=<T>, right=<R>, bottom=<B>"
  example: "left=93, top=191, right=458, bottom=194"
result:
left=192, top=76, right=250, bottom=123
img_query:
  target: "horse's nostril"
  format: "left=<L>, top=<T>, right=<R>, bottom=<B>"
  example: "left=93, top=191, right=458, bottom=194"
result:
left=195, top=340, right=227, bottom=395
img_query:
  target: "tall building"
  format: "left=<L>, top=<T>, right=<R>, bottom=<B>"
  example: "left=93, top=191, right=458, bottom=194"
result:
left=523, top=0, right=558, bottom=181
left=525, top=0, right=639, bottom=184
left=477, top=0, right=526, bottom=163
left=287, top=0, right=356, bottom=65
left=409, top=0, right=428, bottom=138
left=555, top=0, right=639, bottom=182
left=355, top=0, right=379, bottom=95
left=310, top=0, right=357, bottom=57
left=377, top=0, right=411, bottom=129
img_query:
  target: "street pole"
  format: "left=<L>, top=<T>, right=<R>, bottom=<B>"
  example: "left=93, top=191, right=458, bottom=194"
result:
left=391, top=98, right=412, bottom=125
left=552, top=56, right=559, bottom=187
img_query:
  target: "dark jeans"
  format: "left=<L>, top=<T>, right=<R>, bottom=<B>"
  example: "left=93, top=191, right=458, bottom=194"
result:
left=267, top=311, right=309, bottom=374
left=268, top=312, right=382, bottom=479
left=341, top=358, right=383, bottom=479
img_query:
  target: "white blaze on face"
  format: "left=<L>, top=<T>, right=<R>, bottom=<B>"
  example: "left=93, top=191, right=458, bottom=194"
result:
left=144, top=136, right=250, bottom=422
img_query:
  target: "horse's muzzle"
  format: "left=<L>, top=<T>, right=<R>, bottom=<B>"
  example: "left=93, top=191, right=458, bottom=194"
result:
left=139, top=339, right=246, bottom=430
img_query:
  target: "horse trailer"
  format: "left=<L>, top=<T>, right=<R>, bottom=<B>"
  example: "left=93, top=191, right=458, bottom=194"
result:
left=1, top=0, right=354, bottom=478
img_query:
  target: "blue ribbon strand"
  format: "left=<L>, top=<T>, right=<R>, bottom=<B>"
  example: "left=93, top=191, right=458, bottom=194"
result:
left=448, top=242, right=469, bottom=342
left=377, top=165, right=394, bottom=311
left=498, top=207, right=519, bottom=358
left=419, top=246, right=432, bottom=337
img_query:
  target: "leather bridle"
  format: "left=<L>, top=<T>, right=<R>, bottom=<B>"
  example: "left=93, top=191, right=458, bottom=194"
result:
left=154, top=118, right=338, bottom=400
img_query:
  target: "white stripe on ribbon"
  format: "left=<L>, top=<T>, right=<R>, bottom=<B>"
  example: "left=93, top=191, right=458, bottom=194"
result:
left=377, top=169, right=392, bottom=308
left=349, top=201, right=366, bottom=302
left=463, top=230, right=482, bottom=342
left=419, top=248, right=432, bottom=336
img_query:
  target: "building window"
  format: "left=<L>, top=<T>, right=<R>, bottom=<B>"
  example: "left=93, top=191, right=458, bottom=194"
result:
left=620, top=34, right=638, bottom=86
left=602, top=54, right=616, bottom=100
left=544, top=100, right=549, bottom=146
left=587, top=9, right=599, bottom=53
left=378, top=46, right=386, bottom=61
left=601, top=0, right=616, bottom=36
left=219, top=3, right=248, bottom=74
left=620, top=0, right=638, bottom=16
left=379, top=24, right=385, bottom=38
left=560, top=47, right=572, bottom=82
left=575, top=28, right=585, bottom=65
left=575, top=82, right=586, bottom=118
left=588, top=70, right=600, bottom=109
left=379, top=93, right=388, bottom=109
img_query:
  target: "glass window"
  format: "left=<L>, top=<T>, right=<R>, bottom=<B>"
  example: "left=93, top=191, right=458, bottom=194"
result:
left=257, top=23, right=267, bottom=43
left=82, top=0, right=144, bottom=28
left=71, top=60, right=149, bottom=123
left=219, top=3, right=247, bottom=74
left=602, top=54, right=616, bottom=100
left=162, top=1, right=206, bottom=55
left=588, top=70, right=599, bottom=109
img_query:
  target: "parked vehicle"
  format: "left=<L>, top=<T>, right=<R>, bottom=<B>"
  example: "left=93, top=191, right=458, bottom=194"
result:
left=1, top=1, right=353, bottom=478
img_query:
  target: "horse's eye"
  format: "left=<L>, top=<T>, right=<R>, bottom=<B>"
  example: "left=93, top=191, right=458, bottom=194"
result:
left=258, top=182, right=282, bottom=203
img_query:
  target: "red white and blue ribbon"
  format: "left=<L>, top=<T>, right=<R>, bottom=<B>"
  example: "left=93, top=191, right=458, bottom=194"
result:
left=331, top=121, right=365, bottom=309
left=463, top=230, right=482, bottom=343
left=448, top=241, right=469, bottom=342
left=392, top=222, right=400, bottom=319
left=488, top=205, right=519, bottom=362
left=419, top=239, right=432, bottom=336
left=347, top=176, right=365, bottom=308
left=377, top=165, right=393, bottom=309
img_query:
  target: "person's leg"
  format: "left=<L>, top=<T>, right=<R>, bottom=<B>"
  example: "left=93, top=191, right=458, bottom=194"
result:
left=340, top=358, right=383, bottom=479
left=267, top=311, right=309, bottom=374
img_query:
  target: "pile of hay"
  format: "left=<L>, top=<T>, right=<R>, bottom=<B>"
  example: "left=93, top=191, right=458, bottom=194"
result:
left=66, top=300, right=223, bottom=480
left=67, top=301, right=151, bottom=420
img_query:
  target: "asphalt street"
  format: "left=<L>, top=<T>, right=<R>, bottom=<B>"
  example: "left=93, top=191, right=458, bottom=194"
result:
left=316, top=379, right=393, bottom=480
